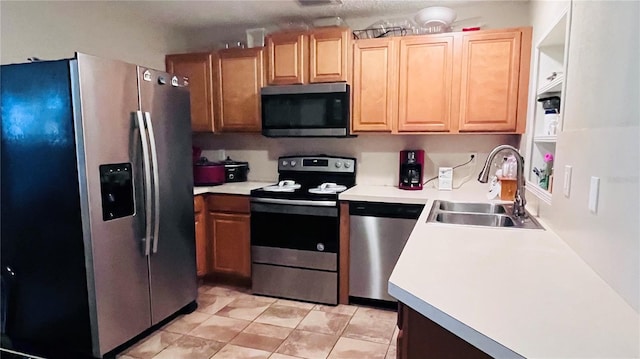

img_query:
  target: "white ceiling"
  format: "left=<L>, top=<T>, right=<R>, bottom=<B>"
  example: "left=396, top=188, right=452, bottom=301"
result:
left=109, top=0, right=517, bottom=30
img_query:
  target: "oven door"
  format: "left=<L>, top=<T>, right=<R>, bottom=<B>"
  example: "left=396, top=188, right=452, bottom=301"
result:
left=250, top=201, right=338, bottom=254
left=250, top=200, right=339, bottom=304
left=261, top=83, right=350, bottom=137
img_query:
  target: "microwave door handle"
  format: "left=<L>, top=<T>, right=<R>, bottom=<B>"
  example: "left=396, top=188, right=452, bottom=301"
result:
left=144, top=111, right=161, bottom=254
left=136, top=111, right=153, bottom=256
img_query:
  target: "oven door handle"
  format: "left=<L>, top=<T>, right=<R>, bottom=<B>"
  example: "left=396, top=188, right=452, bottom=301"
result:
left=250, top=202, right=338, bottom=217
left=250, top=197, right=337, bottom=207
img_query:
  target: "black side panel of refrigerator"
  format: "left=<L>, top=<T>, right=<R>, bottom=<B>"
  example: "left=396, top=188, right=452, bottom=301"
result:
left=1, top=60, right=92, bottom=357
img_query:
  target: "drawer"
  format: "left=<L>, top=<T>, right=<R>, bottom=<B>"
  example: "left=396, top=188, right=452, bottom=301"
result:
left=206, top=194, right=250, bottom=214
left=194, top=195, right=205, bottom=213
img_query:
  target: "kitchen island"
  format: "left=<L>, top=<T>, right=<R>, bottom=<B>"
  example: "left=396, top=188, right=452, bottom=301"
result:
left=340, top=182, right=639, bottom=358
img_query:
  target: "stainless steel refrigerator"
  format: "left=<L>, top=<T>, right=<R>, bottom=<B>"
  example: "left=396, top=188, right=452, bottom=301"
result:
left=1, top=53, right=197, bottom=358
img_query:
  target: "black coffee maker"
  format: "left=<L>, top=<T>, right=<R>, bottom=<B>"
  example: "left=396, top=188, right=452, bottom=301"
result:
left=399, top=150, right=425, bottom=190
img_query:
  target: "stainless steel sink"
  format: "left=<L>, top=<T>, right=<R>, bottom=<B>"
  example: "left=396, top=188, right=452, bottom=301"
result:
left=428, top=200, right=544, bottom=230
left=435, top=212, right=515, bottom=227
left=438, top=201, right=506, bottom=214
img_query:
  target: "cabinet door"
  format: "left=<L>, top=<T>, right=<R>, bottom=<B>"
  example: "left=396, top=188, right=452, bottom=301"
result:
left=214, top=48, right=264, bottom=132
left=398, top=36, right=455, bottom=132
left=458, top=31, right=522, bottom=132
left=352, top=38, right=397, bottom=132
left=208, top=212, right=251, bottom=278
left=267, top=32, right=307, bottom=85
left=194, top=196, right=207, bottom=277
left=194, top=211, right=207, bottom=277
left=166, top=53, right=214, bottom=132
left=309, top=27, right=349, bottom=83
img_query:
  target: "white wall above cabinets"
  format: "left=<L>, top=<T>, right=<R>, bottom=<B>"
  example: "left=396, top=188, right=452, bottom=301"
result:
left=0, top=1, right=188, bottom=69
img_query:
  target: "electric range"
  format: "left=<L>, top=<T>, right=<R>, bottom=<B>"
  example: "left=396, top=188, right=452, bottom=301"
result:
left=249, top=155, right=356, bottom=305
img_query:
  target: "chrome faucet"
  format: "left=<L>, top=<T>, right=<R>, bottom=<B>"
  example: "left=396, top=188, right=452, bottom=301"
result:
left=478, top=145, right=527, bottom=218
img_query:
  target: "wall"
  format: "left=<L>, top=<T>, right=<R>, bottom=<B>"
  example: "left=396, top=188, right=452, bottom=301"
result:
left=194, top=133, right=518, bottom=188
left=180, top=1, right=530, bottom=51
left=521, top=1, right=571, bottom=220
left=0, top=1, right=188, bottom=69
left=528, top=1, right=639, bottom=313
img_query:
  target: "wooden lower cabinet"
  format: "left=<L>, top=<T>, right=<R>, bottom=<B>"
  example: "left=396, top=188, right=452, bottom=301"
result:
left=208, top=212, right=251, bottom=277
left=205, top=194, right=252, bottom=282
left=194, top=195, right=207, bottom=277
left=396, top=302, right=492, bottom=359
left=193, top=194, right=252, bottom=283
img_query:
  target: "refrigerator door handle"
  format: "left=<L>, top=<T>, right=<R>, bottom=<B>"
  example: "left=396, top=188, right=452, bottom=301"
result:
left=144, top=111, right=161, bottom=254
left=136, top=111, right=153, bottom=257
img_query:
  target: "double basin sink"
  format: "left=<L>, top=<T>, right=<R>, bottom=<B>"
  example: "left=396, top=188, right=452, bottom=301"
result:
left=427, top=200, right=544, bottom=230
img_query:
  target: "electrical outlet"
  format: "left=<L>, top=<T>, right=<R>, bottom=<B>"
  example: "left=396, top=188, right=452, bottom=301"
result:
left=563, top=165, right=572, bottom=198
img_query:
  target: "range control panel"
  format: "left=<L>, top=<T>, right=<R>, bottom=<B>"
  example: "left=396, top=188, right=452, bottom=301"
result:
left=277, top=155, right=355, bottom=174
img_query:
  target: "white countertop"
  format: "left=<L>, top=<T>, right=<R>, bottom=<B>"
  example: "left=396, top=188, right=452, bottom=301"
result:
left=339, top=181, right=501, bottom=204
left=193, top=181, right=273, bottom=196
left=343, top=182, right=640, bottom=358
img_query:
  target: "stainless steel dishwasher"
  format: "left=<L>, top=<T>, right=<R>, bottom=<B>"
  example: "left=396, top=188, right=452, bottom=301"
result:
left=349, top=201, right=425, bottom=302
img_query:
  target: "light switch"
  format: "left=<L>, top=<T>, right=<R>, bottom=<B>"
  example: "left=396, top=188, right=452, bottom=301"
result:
left=563, top=165, right=572, bottom=198
left=589, top=176, right=600, bottom=213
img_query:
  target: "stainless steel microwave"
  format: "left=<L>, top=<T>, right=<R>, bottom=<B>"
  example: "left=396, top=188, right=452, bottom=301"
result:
left=261, top=83, right=350, bottom=137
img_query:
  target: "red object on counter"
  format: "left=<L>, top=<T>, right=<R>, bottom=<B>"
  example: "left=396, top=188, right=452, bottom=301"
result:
left=462, top=27, right=481, bottom=31
left=193, top=161, right=225, bottom=186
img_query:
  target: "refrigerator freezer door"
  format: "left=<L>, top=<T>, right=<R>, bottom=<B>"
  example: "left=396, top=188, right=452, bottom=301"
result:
left=1, top=59, right=94, bottom=356
left=75, top=54, right=152, bottom=356
left=138, top=68, right=197, bottom=324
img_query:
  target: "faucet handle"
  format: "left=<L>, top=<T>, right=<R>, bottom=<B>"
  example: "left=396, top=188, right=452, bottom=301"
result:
left=513, top=192, right=526, bottom=218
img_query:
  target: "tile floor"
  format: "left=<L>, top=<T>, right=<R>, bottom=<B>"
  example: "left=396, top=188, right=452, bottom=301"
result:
left=118, top=284, right=398, bottom=359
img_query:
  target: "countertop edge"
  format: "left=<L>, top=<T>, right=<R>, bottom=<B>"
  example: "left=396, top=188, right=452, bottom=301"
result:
left=193, top=181, right=274, bottom=196
left=389, top=282, right=525, bottom=359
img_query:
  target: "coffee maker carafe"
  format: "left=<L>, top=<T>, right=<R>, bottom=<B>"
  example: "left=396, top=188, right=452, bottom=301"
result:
left=399, top=150, right=425, bottom=190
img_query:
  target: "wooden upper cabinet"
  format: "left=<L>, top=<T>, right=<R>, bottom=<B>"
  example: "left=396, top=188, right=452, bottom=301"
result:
left=165, top=53, right=214, bottom=132
left=267, top=31, right=307, bottom=85
left=352, top=38, right=397, bottom=132
left=398, top=35, right=455, bottom=132
left=309, top=27, right=350, bottom=83
left=458, top=31, right=523, bottom=132
left=214, top=48, right=264, bottom=132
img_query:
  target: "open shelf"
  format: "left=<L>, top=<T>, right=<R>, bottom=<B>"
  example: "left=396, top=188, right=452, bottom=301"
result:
left=537, top=74, right=564, bottom=95
left=534, top=135, right=557, bottom=143
left=524, top=4, right=570, bottom=206
left=539, top=11, right=568, bottom=48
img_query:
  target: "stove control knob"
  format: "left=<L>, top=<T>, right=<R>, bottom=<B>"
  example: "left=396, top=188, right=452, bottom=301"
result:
left=316, top=243, right=325, bottom=252
left=335, top=161, right=343, bottom=168
left=290, top=160, right=297, bottom=167
left=344, top=161, right=351, bottom=168
left=281, top=160, right=288, bottom=167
